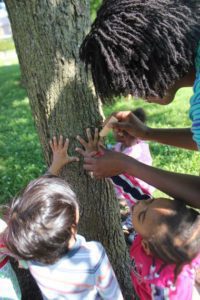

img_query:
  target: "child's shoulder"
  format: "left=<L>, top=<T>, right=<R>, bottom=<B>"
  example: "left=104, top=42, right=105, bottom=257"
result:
left=77, top=235, right=106, bottom=267
left=78, top=235, right=105, bottom=255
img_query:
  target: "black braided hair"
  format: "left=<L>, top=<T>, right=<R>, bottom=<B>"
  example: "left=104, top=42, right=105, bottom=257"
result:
left=80, top=0, right=200, bottom=102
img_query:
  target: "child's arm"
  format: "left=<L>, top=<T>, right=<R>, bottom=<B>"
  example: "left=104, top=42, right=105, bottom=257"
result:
left=82, top=149, right=200, bottom=209
left=112, top=111, right=198, bottom=151
left=48, top=135, right=79, bottom=176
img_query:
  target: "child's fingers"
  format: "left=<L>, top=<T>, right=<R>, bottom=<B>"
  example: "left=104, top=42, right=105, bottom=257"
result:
left=86, top=128, right=92, bottom=142
left=98, top=142, right=106, bottom=151
left=64, top=138, right=69, bottom=151
left=68, top=156, right=79, bottom=163
left=58, top=135, right=63, bottom=147
left=94, top=128, right=99, bottom=143
left=77, top=135, right=88, bottom=148
left=49, top=139, right=54, bottom=151
left=75, top=147, right=86, bottom=156
left=53, top=136, right=58, bottom=149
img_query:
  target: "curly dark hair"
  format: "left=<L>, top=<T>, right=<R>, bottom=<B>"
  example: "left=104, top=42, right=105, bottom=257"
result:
left=80, top=0, right=200, bottom=102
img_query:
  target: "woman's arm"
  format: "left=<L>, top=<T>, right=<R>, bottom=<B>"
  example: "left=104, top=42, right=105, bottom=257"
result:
left=83, top=150, right=200, bottom=208
left=145, top=127, right=197, bottom=150
left=112, top=112, right=198, bottom=151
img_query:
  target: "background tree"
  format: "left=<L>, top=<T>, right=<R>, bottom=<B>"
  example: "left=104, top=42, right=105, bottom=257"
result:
left=5, top=0, right=133, bottom=298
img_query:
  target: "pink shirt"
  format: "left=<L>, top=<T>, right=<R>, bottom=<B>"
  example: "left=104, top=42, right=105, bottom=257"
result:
left=114, top=141, right=154, bottom=199
left=130, top=235, right=200, bottom=300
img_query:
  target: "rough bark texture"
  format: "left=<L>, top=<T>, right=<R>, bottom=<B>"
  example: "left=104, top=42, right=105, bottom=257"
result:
left=5, top=1, right=133, bottom=299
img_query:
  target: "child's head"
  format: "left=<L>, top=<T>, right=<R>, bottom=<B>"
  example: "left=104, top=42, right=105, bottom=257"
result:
left=132, top=198, right=200, bottom=273
left=114, top=108, right=146, bottom=145
left=80, top=0, right=200, bottom=102
left=3, top=176, right=79, bottom=264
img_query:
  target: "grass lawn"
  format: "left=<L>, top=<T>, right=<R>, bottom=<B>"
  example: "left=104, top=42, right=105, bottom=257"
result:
left=0, top=62, right=46, bottom=203
left=0, top=38, right=15, bottom=52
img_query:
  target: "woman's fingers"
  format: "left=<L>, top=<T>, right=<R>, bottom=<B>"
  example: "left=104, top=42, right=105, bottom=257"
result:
left=86, top=128, right=92, bottom=142
left=75, top=147, right=86, bottom=156
left=94, top=128, right=99, bottom=144
left=68, top=156, right=79, bottom=163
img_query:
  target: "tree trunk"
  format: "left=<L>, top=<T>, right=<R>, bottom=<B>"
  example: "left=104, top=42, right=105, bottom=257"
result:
left=5, top=1, right=133, bottom=299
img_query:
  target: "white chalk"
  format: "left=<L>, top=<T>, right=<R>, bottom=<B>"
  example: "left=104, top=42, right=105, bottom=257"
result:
left=99, top=116, right=118, bottom=137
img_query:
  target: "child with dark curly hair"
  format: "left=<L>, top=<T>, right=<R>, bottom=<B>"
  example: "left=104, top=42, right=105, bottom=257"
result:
left=80, top=0, right=200, bottom=209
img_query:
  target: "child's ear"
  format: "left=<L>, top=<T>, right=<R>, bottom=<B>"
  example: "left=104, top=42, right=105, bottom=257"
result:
left=141, top=239, right=151, bottom=256
left=71, top=224, right=78, bottom=236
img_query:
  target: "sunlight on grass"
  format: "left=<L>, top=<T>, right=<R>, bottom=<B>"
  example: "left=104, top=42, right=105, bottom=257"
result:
left=0, top=50, right=18, bottom=66
left=0, top=63, right=46, bottom=203
left=0, top=38, right=15, bottom=52
left=90, top=0, right=102, bottom=20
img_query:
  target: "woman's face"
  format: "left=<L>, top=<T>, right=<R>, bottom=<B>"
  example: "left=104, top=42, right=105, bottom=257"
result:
left=131, top=198, right=175, bottom=238
left=146, top=84, right=178, bottom=105
left=145, top=68, right=195, bottom=105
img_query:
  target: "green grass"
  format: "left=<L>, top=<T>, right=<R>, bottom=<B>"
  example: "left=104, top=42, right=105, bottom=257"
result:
left=0, top=64, right=46, bottom=203
left=0, top=38, right=15, bottom=52
left=90, top=0, right=102, bottom=20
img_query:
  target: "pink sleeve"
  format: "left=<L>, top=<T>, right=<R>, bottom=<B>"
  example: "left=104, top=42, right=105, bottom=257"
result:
left=151, top=266, right=194, bottom=300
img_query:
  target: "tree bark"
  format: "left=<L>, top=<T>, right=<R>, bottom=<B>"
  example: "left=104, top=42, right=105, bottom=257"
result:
left=5, top=1, right=133, bottom=299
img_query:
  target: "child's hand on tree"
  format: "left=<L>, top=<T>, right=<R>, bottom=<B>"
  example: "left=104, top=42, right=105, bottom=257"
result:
left=48, top=135, right=79, bottom=176
left=76, top=128, right=102, bottom=157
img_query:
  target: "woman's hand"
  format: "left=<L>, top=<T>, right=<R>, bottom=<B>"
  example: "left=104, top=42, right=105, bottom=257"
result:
left=83, top=149, right=131, bottom=178
left=49, top=135, right=79, bottom=175
left=111, top=111, right=150, bottom=140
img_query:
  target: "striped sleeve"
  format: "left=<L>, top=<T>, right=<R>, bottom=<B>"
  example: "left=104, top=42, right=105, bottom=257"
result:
left=110, top=174, right=151, bottom=206
left=94, top=243, right=124, bottom=300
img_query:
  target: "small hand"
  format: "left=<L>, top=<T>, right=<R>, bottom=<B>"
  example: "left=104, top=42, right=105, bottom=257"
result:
left=76, top=128, right=100, bottom=157
left=111, top=111, right=150, bottom=140
left=48, top=135, right=79, bottom=176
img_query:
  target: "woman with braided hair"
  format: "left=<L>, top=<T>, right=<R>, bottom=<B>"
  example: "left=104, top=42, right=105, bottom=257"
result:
left=80, top=0, right=200, bottom=209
